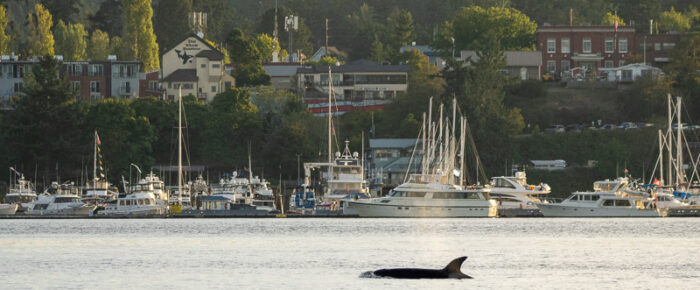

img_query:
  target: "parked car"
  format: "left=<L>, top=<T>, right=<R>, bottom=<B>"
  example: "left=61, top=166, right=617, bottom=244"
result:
left=545, top=124, right=566, bottom=133
left=542, top=72, right=560, bottom=82
left=636, top=122, right=654, bottom=128
left=601, top=124, right=617, bottom=130
left=672, top=123, right=690, bottom=130
left=619, top=122, right=638, bottom=130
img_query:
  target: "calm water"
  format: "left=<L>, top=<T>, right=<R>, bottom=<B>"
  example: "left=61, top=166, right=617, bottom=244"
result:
left=1, top=218, right=699, bottom=289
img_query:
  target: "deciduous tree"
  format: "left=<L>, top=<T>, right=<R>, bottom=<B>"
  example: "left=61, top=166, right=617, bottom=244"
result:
left=88, top=29, right=110, bottom=61
left=54, top=21, right=87, bottom=61
left=154, top=0, right=192, bottom=53
left=0, top=5, right=10, bottom=55
left=122, top=0, right=159, bottom=71
left=28, top=3, right=54, bottom=56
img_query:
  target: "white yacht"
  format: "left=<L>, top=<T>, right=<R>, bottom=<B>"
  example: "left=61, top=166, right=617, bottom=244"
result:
left=0, top=203, right=17, bottom=215
left=27, top=182, right=95, bottom=216
left=82, top=179, right=118, bottom=205
left=102, top=182, right=165, bottom=216
left=142, top=172, right=168, bottom=206
left=348, top=174, right=496, bottom=217
left=489, top=171, right=550, bottom=210
left=536, top=178, right=659, bottom=217
left=317, top=141, right=370, bottom=214
left=4, top=174, right=38, bottom=212
left=250, top=177, right=276, bottom=212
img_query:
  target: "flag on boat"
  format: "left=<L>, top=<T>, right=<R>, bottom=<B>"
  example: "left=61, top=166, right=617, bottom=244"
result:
left=653, top=178, right=661, bottom=186
left=95, top=131, right=101, bottom=145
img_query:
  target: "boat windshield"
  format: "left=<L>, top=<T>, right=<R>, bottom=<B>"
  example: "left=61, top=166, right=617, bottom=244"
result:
left=593, top=182, right=618, bottom=192
left=54, top=197, right=81, bottom=203
left=432, top=192, right=480, bottom=199
left=390, top=191, right=426, bottom=198
left=5, top=195, right=36, bottom=203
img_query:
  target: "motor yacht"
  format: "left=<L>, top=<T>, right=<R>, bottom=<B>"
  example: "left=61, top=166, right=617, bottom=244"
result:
left=101, top=182, right=165, bottom=216
left=4, top=174, right=38, bottom=212
left=347, top=174, right=497, bottom=217
left=0, top=203, right=17, bottom=215
left=536, top=178, right=659, bottom=217
left=489, top=171, right=550, bottom=210
left=82, top=179, right=118, bottom=206
left=27, top=182, right=95, bottom=216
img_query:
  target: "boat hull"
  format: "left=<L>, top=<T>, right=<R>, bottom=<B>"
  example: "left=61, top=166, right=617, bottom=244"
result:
left=101, top=205, right=165, bottom=217
left=347, top=201, right=496, bottom=217
left=0, top=204, right=18, bottom=215
left=27, top=205, right=95, bottom=216
left=536, top=203, right=659, bottom=217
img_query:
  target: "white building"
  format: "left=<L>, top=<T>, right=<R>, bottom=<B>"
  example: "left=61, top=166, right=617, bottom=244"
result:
left=598, top=63, right=662, bottom=82
left=161, top=33, right=235, bottom=102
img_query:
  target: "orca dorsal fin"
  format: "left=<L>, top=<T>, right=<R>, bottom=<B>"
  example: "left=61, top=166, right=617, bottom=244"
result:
left=443, top=256, right=472, bottom=279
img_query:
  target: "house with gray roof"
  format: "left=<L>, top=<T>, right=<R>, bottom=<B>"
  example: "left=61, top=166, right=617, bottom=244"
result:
left=367, top=138, right=423, bottom=185
left=459, top=50, right=542, bottom=80
left=262, top=62, right=303, bottom=90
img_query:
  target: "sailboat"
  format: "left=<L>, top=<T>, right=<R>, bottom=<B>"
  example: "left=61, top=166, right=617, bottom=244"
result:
left=347, top=98, right=497, bottom=217
left=82, top=131, right=118, bottom=206
left=4, top=171, right=37, bottom=213
left=170, top=88, right=188, bottom=214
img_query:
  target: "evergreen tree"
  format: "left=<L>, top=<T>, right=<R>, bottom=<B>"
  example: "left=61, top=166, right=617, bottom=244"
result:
left=154, top=0, right=192, bottom=53
left=226, top=29, right=270, bottom=87
left=3, top=55, right=83, bottom=180
left=387, top=8, right=414, bottom=52
left=90, top=0, right=123, bottom=37
left=192, top=0, right=236, bottom=43
left=40, top=0, right=81, bottom=24
left=28, top=3, right=55, bottom=57
left=122, top=0, right=159, bottom=71
left=369, top=35, right=385, bottom=62
left=88, top=29, right=110, bottom=61
left=0, top=5, right=10, bottom=55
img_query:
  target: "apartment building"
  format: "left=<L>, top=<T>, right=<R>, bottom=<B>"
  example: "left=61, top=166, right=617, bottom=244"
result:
left=296, top=60, right=410, bottom=115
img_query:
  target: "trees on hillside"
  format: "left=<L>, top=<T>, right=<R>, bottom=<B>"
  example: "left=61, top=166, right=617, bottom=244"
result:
left=90, top=0, right=122, bottom=37
left=154, top=0, right=192, bottom=53
left=601, top=12, right=625, bottom=26
left=226, top=29, right=270, bottom=87
left=54, top=20, right=87, bottom=61
left=0, top=5, right=9, bottom=55
left=122, top=0, right=159, bottom=71
left=88, top=30, right=110, bottom=61
left=28, top=4, right=54, bottom=57
left=440, top=6, right=537, bottom=53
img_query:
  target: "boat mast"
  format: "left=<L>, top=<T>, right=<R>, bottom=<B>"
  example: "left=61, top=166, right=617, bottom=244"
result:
left=667, top=94, right=672, bottom=184
left=327, top=66, right=332, bottom=194
left=93, top=130, right=97, bottom=193
left=425, top=97, right=432, bottom=175
left=676, top=96, right=683, bottom=185
left=658, top=130, right=664, bottom=185
left=178, top=88, right=183, bottom=205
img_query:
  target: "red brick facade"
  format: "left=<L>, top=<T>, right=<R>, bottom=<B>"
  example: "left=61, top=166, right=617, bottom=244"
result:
left=537, top=26, right=636, bottom=76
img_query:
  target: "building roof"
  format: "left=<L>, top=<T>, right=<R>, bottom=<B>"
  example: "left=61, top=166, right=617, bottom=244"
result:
left=399, top=45, right=435, bottom=56
left=297, top=60, right=410, bottom=74
left=369, top=138, right=420, bottom=149
left=202, top=195, right=232, bottom=201
left=460, top=51, right=542, bottom=66
left=263, top=63, right=303, bottom=77
left=163, top=69, right=198, bottom=82
left=196, top=49, right=225, bottom=60
left=536, top=25, right=635, bottom=33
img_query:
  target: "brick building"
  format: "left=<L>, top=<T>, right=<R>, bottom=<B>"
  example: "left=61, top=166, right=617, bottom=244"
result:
left=536, top=25, right=636, bottom=76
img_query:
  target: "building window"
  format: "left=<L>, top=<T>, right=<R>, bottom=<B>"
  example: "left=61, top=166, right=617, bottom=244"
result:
left=211, top=85, right=217, bottom=93
left=168, top=82, right=172, bottom=89
left=618, top=60, right=625, bottom=67
left=547, top=38, right=556, bottom=53
left=654, top=43, right=661, bottom=51
left=224, top=81, right=232, bottom=90
left=561, top=60, right=571, bottom=72
left=149, top=80, right=158, bottom=90
left=604, top=60, right=614, bottom=68
left=662, top=43, right=675, bottom=51
left=561, top=38, right=570, bottom=54
left=88, top=64, right=103, bottom=76
left=583, top=38, right=592, bottom=53
left=604, top=38, right=614, bottom=53
left=201, top=64, right=206, bottom=68
left=547, top=60, right=556, bottom=73
left=212, top=63, right=220, bottom=69
left=13, top=82, right=23, bottom=93
left=72, top=81, right=81, bottom=93
left=124, top=82, right=131, bottom=93
left=619, top=38, right=628, bottom=53
left=182, top=83, right=193, bottom=89
left=90, top=81, right=100, bottom=93
left=173, top=83, right=180, bottom=89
